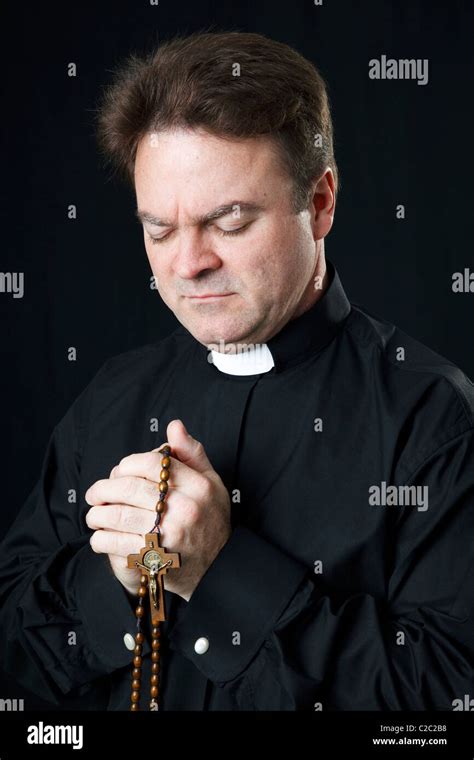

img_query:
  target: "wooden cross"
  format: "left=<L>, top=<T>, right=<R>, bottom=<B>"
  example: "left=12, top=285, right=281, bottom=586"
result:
left=127, top=533, right=181, bottom=625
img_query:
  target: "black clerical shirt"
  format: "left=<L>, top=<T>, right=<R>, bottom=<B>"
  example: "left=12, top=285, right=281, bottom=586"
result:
left=1, top=261, right=473, bottom=710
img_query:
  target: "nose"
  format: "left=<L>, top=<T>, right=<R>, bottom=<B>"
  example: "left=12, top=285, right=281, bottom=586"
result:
left=172, top=229, right=222, bottom=280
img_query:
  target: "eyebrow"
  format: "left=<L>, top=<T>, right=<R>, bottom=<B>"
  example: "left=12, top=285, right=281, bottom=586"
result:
left=135, top=201, right=264, bottom=228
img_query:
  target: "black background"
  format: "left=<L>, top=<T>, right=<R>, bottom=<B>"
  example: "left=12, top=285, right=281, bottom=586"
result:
left=1, top=0, right=473, bottom=706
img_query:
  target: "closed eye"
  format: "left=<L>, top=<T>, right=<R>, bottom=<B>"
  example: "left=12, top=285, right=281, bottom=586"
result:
left=147, top=222, right=251, bottom=245
left=147, top=234, right=170, bottom=245
left=216, top=223, right=251, bottom=238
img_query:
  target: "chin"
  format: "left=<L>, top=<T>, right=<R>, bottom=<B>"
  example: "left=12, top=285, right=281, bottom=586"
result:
left=188, top=319, right=255, bottom=349
left=174, top=298, right=259, bottom=346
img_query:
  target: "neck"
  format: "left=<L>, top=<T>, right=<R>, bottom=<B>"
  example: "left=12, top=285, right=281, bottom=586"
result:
left=290, top=244, right=327, bottom=322
left=203, top=246, right=328, bottom=353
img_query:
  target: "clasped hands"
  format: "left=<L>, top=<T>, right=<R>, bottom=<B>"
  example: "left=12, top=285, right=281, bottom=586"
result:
left=85, top=419, right=232, bottom=601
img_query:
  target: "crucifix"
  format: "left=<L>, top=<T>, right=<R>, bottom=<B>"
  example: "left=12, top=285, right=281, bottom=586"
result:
left=127, top=532, right=181, bottom=625
left=126, top=444, right=181, bottom=711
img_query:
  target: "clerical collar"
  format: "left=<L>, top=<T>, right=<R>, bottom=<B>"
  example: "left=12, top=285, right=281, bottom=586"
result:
left=210, top=343, right=275, bottom=375
left=189, top=259, right=351, bottom=375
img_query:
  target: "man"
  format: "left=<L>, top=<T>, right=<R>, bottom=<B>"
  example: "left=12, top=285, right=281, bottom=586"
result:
left=0, top=31, right=473, bottom=711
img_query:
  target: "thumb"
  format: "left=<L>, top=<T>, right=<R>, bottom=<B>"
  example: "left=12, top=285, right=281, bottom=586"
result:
left=166, top=419, right=213, bottom=475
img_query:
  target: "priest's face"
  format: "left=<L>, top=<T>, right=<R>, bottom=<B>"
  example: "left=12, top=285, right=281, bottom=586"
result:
left=134, top=127, right=331, bottom=347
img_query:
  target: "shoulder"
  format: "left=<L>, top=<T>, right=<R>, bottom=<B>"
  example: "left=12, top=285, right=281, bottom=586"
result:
left=60, top=326, right=194, bottom=453
left=93, top=325, right=192, bottom=387
left=346, top=303, right=474, bottom=422
left=66, top=325, right=192, bottom=428
left=345, top=304, right=474, bottom=471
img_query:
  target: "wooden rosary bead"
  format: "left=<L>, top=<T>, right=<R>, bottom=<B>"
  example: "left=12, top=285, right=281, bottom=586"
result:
left=127, top=444, right=180, bottom=711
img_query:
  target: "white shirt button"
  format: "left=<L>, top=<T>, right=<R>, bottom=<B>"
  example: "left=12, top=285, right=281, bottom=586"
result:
left=194, top=637, right=209, bottom=655
left=123, top=633, right=135, bottom=651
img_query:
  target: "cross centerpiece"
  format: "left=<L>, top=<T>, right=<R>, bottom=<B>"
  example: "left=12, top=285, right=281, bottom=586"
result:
left=127, top=533, right=181, bottom=625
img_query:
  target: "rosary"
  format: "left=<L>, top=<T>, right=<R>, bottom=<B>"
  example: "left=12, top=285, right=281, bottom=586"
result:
left=126, top=445, right=181, bottom=711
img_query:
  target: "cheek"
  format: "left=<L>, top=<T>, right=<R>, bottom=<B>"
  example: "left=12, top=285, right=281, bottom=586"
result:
left=144, top=245, right=174, bottom=302
left=145, top=243, right=170, bottom=278
left=144, top=245, right=153, bottom=268
left=250, top=223, right=298, bottom=278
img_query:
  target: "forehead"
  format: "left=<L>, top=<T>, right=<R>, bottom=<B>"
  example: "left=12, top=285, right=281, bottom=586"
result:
left=134, top=128, right=290, bottom=197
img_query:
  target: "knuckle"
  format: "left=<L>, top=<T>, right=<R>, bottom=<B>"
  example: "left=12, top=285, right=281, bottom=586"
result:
left=146, top=479, right=160, bottom=501
left=188, top=503, right=200, bottom=525
left=175, top=525, right=186, bottom=545
left=200, top=477, right=213, bottom=501
left=88, top=479, right=105, bottom=502
left=123, top=477, right=137, bottom=502
left=118, top=532, right=135, bottom=557
left=89, top=531, right=101, bottom=553
left=118, top=506, right=135, bottom=533
left=85, top=508, right=96, bottom=528
left=144, top=450, right=159, bottom=469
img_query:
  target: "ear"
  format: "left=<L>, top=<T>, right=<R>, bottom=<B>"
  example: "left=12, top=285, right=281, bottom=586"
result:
left=309, top=168, right=336, bottom=242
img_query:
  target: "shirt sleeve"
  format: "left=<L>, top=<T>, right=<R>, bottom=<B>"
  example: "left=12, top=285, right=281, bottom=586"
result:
left=167, top=428, right=474, bottom=710
left=0, top=365, right=151, bottom=707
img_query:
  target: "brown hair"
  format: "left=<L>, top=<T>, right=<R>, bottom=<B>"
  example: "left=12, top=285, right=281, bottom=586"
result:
left=96, top=31, right=338, bottom=212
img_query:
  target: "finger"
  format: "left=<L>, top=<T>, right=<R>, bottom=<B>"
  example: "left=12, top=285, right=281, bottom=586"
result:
left=111, top=451, right=206, bottom=499
left=167, top=419, right=214, bottom=475
left=86, top=504, right=154, bottom=535
left=85, top=476, right=161, bottom=509
left=89, top=529, right=145, bottom=557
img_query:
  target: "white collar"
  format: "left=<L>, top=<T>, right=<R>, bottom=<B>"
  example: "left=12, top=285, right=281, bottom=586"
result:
left=210, top=343, right=275, bottom=375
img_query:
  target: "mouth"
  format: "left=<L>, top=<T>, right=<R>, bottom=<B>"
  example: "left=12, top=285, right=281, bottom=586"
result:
left=186, top=293, right=235, bottom=301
